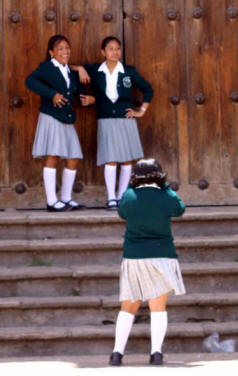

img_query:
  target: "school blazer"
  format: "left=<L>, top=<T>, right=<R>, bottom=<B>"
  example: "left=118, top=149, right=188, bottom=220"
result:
left=84, top=63, right=153, bottom=119
left=25, top=61, right=85, bottom=123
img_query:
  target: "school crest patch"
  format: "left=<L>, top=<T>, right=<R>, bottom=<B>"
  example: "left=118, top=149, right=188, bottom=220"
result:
left=122, top=76, right=132, bottom=88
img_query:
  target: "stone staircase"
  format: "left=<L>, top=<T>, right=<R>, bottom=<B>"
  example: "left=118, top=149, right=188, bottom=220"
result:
left=0, top=207, right=237, bottom=357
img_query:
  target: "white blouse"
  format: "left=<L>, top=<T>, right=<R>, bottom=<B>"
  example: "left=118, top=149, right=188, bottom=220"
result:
left=51, top=58, right=70, bottom=88
left=136, top=183, right=161, bottom=189
left=98, top=61, right=125, bottom=103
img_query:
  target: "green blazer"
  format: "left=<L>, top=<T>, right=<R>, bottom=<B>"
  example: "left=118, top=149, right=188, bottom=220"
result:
left=85, top=63, right=153, bottom=119
left=118, top=185, right=186, bottom=259
left=26, top=61, right=85, bottom=123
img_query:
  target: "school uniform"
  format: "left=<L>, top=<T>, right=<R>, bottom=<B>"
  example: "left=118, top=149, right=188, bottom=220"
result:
left=84, top=62, right=153, bottom=165
left=118, top=184, right=186, bottom=302
left=25, top=59, right=84, bottom=159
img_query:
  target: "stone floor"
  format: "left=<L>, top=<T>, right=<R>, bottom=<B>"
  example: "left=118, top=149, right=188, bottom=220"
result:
left=0, top=353, right=237, bottom=376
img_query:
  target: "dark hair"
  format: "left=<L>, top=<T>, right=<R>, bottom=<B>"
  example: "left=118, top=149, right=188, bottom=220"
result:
left=130, top=158, right=167, bottom=189
left=46, top=34, right=71, bottom=61
left=101, top=36, right=121, bottom=50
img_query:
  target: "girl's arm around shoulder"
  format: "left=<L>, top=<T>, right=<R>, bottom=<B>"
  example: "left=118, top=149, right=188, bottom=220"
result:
left=71, top=63, right=100, bottom=81
left=126, top=65, right=153, bottom=102
left=164, top=184, right=186, bottom=217
left=83, top=63, right=101, bottom=76
left=25, top=62, right=57, bottom=99
left=70, top=64, right=91, bottom=84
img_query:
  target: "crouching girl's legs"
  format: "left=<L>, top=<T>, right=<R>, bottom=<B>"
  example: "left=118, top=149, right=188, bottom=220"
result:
left=148, top=292, right=169, bottom=365
left=109, top=299, right=141, bottom=365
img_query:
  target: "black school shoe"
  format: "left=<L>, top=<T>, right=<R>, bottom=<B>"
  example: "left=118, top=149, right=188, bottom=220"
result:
left=106, top=199, right=118, bottom=211
left=62, top=200, right=85, bottom=211
left=150, top=352, right=163, bottom=365
left=47, top=200, right=71, bottom=212
left=109, top=352, right=123, bottom=366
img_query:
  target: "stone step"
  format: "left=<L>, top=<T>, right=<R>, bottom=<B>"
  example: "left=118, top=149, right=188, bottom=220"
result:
left=0, top=262, right=237, bottom=297
left=0, top=293, right=237, bottom=327
left=1, top=207, right=238, bottom=240
left=0, top=235, right=238, bottom=267
left=0, top=322, right=237, bottom=357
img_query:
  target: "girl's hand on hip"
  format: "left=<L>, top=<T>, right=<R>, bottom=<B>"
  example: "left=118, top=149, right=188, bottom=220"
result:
left=53, top=93, right=68, bottom=108
left=80, top=94, right=95, bottom=106
left=125, top=108, right=145, bottom=118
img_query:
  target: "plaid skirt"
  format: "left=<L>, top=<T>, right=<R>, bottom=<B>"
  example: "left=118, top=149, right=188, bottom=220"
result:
left=120, top=257, right=186, bottom=302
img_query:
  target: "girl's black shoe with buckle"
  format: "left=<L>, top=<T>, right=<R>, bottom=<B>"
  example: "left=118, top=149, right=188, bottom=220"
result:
left=62, top=200, right=85, bottom=211
left=106, top=199, right=118, bottom=211
left=47, top=200, right=71, bottom=212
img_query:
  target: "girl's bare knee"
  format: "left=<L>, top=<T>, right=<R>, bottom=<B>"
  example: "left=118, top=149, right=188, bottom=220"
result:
left=148, top=293, right=168, bottom=312
left=65, top=158, right=79, bottom=170
left=45, top=156, right=59, bottom=168
left=121, top=300, right=141, bottom=315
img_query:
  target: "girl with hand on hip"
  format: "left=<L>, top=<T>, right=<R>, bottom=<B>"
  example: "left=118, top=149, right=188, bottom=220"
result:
left=110, top=158, right=186, bottom=366
left=73, top=36, right=153, bottom=210
left=25, top=35, right=94, bottom=211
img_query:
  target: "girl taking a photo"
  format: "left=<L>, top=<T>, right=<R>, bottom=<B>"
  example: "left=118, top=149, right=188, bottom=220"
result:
left=110, top=158, right=186, bottom=366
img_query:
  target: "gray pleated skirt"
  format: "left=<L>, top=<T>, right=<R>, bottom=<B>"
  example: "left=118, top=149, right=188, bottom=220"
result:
left=120, top=257, right=186, bottom=302
left=32, top=113, right=83, bottom=159
left=97, top=118, right=144, bottom=166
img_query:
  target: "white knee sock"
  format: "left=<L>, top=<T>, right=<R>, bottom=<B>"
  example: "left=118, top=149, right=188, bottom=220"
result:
left=113, top=311, right=135, bottom=355
left=117, top=165, right=132, bottom=200
left=104, top=164, right=117, bottom=203
left=61, top=168, right=77, bottom=204
left=150, top=311, right=168, bottom=354
left=43, top=167, right=64, bottom=208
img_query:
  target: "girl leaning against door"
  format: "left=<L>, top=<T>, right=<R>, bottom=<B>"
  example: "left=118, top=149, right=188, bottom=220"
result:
left=73, top=36, right=153, bottom=210
left=25, top=34, right=94, bottom=211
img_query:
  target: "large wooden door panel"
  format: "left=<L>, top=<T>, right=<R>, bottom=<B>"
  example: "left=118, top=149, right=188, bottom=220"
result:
left=185, top=0, right=223, bottom=183
left=4, top=0, right=57, bottom=187
left=183, top=0, right=238, bottom=202
left=219, top=0, right=238, bottom=182
left=124, top=0, right=183, bottom=181
left=0, top=1, right=7, bottom=186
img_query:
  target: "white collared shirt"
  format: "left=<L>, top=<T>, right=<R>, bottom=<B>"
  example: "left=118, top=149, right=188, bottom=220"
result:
left=136, top=183, right=161, bottom=189
left=98, top=61, right=125, bottom=103
left=51, top=58, right=70, bottom=88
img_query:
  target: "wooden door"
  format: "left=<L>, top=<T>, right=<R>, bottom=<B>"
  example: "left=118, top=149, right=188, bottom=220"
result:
left=124, top=0, right=238, bottom=204
left=1, top=0, right=238, bottom=207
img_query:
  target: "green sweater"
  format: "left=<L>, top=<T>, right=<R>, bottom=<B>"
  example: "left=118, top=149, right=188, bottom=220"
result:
left=118, top=185, right=186, bottom=259
left=25, top=61, right=85, bottom=124
left=84, top=63, right=153, bottom=119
